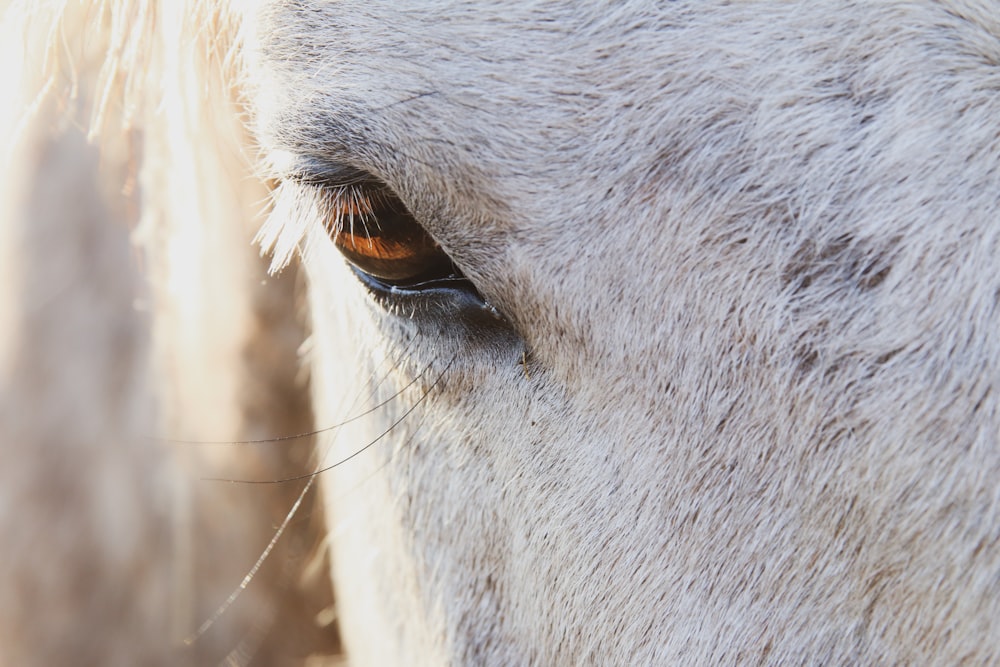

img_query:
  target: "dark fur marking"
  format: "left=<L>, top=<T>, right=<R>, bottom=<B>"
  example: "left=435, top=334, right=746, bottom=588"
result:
left=783, top=234, right=895, bottom=293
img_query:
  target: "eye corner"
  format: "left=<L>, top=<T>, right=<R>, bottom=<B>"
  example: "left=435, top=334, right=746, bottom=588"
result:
left=350, top=263, right=512, bottom=335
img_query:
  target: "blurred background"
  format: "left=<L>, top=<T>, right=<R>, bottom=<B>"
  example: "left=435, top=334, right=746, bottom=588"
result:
left=0, top=2, right=342, bottom=664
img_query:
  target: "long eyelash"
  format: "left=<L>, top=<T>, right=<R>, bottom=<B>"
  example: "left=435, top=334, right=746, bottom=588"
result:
left=254, top=181, right=380, bottom=273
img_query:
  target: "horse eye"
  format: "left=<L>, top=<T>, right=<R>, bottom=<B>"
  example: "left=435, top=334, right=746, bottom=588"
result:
left=323, top=183, right=459, bottom=288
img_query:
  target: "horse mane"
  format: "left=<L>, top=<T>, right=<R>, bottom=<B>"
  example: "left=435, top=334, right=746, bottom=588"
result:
left=0, top=2, right=338, bottom=663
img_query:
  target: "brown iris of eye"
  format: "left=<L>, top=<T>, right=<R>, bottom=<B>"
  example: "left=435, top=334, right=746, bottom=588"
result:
left=325, top=185, right=456, bottom=285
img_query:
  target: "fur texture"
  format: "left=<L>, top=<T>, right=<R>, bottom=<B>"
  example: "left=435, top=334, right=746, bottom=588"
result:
left=4, top=0, right=1000, bottom=664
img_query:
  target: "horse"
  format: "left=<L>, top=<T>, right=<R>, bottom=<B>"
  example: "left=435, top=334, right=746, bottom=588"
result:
left=2, top=0, right=998, bottom=664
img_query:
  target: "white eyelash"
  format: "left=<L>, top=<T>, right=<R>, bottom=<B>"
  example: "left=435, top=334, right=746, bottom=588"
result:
left=255, top=181, right=375, bottom=273
left=254, top=182, right=312, bottom=273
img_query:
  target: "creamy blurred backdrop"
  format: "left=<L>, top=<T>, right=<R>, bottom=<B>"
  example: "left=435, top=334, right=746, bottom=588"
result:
left=0, top=2, right=340, bottom=664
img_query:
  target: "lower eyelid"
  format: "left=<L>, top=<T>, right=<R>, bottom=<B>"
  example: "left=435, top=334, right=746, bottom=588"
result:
left=350, top=265, right=505, bottom=322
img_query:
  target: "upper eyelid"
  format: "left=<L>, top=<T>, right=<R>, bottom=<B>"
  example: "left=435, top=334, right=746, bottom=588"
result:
left=276, top=156, right=375, bottom=190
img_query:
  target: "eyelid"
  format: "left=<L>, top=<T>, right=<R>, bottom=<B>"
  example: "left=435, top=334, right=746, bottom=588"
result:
left=280, top=160, right=374, bottom=190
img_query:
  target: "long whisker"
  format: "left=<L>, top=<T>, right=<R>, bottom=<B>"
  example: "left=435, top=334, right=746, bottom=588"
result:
left=183, top=476, right=317, bottom=647
left=157, top=343, right=418, bottom=446
left=184, top=356, right=451, bottom=644
left=182, top=346, right=417, bottom=649
left=202, top=355, right=455, bottom=485
left=326, top=405, right=432, bottom=502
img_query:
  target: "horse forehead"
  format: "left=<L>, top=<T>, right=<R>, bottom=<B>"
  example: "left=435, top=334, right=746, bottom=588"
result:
left=248, top=2, right=776, bottom=227
left=255, top=1, right=606, bottom=72
left=249, top=2, right=631, bottom=176
left=248, top=1, right=994, bottom=188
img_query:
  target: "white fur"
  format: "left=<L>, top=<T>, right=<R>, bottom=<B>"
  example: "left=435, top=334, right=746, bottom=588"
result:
left=4, top=0, right=999, bottom=664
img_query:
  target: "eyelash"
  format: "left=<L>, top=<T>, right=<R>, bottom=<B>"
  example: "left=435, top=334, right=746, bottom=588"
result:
left=257, top=180, right=398, bottom=265
left=320, top=183, right=379, bottom=241
left=255, top=180, right=332, bottom=272
left=258, top=178, right=463, bottom=289
left=257, top=180, right=404, bottom=268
